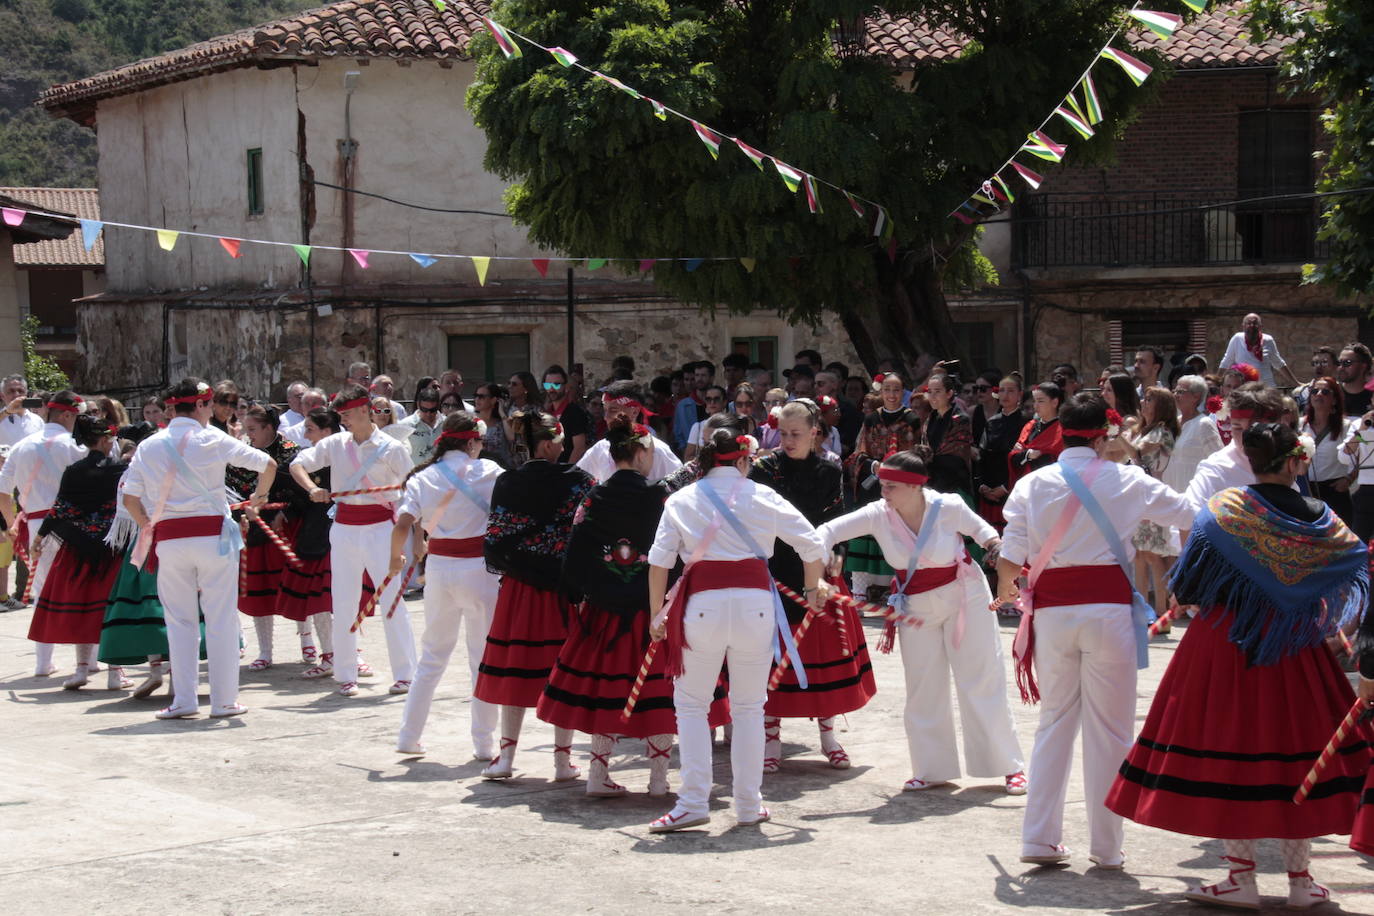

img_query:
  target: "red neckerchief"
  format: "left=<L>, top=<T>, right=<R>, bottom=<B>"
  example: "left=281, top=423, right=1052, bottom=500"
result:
left=549, top=395, right=571, bottom=419
left=1246, top=334, right=1264, bottom=363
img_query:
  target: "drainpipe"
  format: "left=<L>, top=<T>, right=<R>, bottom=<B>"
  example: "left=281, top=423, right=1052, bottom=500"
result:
left=339, top=71, right=361, bottom=287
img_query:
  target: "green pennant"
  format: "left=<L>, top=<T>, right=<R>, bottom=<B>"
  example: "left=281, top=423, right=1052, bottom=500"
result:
left=292, top=244, right=311, bottom=266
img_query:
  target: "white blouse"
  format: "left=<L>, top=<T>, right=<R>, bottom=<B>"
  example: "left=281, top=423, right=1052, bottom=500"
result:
left=818, top=491, right=995, bottom=572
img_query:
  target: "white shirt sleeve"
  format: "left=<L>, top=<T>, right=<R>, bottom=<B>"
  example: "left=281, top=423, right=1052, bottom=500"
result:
left=762, top=490, right=827, bottom=563
left=816, top=503, right=881, bottom=553
left=1000, top=486, right=1030, bottom=567
left=946, top=493, right=998, bottom=544
left=397, top=475, right=423, bottom=521
left=648, top=500, right=685, bottom=568
left=1219, top=333, right=1244, bottom=370
left=1267, top=335, right=1286, bottom=371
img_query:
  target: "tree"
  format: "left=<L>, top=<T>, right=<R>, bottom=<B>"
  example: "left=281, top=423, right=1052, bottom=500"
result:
left=20, top=316, right=70, bottom=392
left=1249, top=0, right=1374, bottom=298
left=467, top=0, right=1173, bottom=372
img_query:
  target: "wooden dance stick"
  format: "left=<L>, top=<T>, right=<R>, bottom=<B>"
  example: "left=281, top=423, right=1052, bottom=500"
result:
left=1293, top=696, right=1374, bottom=804
left=13, top=516, right=34, bottom=604
left=1148, top=602, right=1182, bottom=637
left=621, top=640, right=660, bottom=721
left=329, top=484, right=403, bottom=500
left=1339, top=628, right=1355, bottom=657
left=774, top=580, right=851, bottom=655
left=352, top=568, right=398, bottom=633
left=768, top=609, right=817, bottom=692
left=384, top=565, right=417, bottom=620
left=228, top=500, right=287, bottom=511
left=248, top=513, right=303, bottom=569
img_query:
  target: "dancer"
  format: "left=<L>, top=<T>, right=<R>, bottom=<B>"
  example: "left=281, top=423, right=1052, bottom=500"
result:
left=290, top=384, right=417, bottom=698
left=577, top=381, right=682, bottom=483
left=0, top=390, right=88, bottom=677
left=646, top=427, right=829, bottom=832
left=819, top=446, right=1025, bottom=794
left=121, top=378, right=275, bottom=719
left=391, top=411, right=503, bottom=759
left=1185, top=382, right=1282, bottom=511
left=1107, top=422, right=1370, bottom=908
left=751, top=401, right=874, bottom=772
left=541, top=419, right=727, bottom=797
left=28, top=414, right=130, bottom=690
left=996, top=393, right=1194, bottom=868
left=1353, top=602, right=1374, bottom=859
left=278, top=407, right=341, bottom=678
left=476, top=410, right=594, bottom=780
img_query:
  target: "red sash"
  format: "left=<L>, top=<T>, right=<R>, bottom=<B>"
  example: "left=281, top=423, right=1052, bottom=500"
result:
left=1031, top=565, right=1131, bottom=609
left=662, top=558, right=772, bottom=677
left=892, top=564, right=958, bottom=595
left=145, top=515, right=224, bottom=574
left=335, top=503, right=394, bottom=526
left=429, top=536, right=484, bottom=558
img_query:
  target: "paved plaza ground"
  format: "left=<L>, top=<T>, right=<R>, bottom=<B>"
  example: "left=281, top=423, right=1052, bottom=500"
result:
left=2, top=602, right=1370, bottom=915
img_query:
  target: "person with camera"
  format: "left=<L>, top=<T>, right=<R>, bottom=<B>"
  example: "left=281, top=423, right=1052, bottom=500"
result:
left=1339, top=410, right=1374, bottom=542
left=1, top=375, right=44, bottom=449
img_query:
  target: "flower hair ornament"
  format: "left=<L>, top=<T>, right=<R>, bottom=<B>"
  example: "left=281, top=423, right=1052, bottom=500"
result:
left=715, top=434, right=757, bottom=463
left=551, top=421, right=565, bottom=444
left=1234, top=363, right=1261, bottom=383
left=1105, top=408, right=1123, bottom=438
left=632, top=423, right=654, bottom=448
left=1293, top=434, right=1316, bottom=464
left=1206, top=395, right=1225, bottom=417
left=766, top=405, right=783, bottom=429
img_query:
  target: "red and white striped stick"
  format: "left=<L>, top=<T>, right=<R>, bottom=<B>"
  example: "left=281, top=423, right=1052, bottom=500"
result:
left=1338, top=628, right=1355, bottom=657
left=774, top=580, right=851, bottom=655
left=1149, top=602, right=1182, bottom=637
left=330, top=484, right=403, bottom=500
left=228, top=500, right=287, bottom=511
left=384, top=565, right=417, bottom=620
left=768, top=609, right=817, bottom=692
left=238, top=547, right=248, bottom=597
left=352, top=568, right=398, bottom=633
left=1294, top=696, right=1374, bottom=803
left=248, top=513, right=303, bottom=569
left=621, top=640, right=660, bottom=720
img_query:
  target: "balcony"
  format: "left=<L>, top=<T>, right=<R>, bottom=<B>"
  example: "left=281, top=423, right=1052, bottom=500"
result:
left=1011, top=189, right=1329, bottom=271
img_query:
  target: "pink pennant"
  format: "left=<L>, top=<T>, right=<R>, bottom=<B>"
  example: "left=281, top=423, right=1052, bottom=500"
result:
left=348, top=249, right=371, bottom=269
left=2, top=208, right=25, bottom=227
left=531, top=258, right=550, bottom=277
left=638, top=259, right=656, bottom=272
left=219, top=238, right=243, bottom=259
left=1011, top=161, right=1044, bottom=190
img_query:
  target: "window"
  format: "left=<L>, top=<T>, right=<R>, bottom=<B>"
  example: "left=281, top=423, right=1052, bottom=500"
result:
left=1111, top=318, right=1191, bottom=367
left=448, top=333, right=531, bottom=384
left=952, top=321, right=995, bottom=375
left=1237, top=109, right=1314, bottom=261
left=246, top=148, right=264, bottom=215
left=732, top=336, right=777, bottom=369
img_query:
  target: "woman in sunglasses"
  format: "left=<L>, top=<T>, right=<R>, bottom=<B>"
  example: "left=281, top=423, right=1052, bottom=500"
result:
left=1302, top=377, right=1355, bottom=526
left=472, top=383, right=513, bottom=468
left=372, top=397, right=412, bottom=445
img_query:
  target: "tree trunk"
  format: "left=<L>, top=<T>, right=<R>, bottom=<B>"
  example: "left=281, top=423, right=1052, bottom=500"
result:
left=839, top=246, right=970, bottom=378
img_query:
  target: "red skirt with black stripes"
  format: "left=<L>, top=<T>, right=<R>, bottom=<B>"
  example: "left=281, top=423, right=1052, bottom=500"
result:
left=474, top=578, right=571, bottom=709
left=1106, top=608, right=1371, bottom=839
left=764, top=589, right=877, bottom=718
left=28, top=547, right=120, bottom=645
left=536, top=602, right=729, bottom=737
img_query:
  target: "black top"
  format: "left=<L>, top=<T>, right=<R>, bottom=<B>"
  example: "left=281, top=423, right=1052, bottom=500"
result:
left=750, top=451, right=842, bottom=622
left=226, top=435, right=308, bottom=547
left=1344, top=386, right=1373, bottom=418
left=294, top=466, right=333, bottom=558
left=979, top=408, right=1027, bottom=490
left=485, top=459, right=595, bottom=587
left=553, top=400, right=592, bottom=463
left=37, top=450, right=125, bottom=576
left=1251, top=482, right=1325, bottom=523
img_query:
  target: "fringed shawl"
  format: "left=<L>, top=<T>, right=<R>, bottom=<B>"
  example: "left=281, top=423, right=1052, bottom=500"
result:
left=39, top=451, right=125, bottom=577
left=1170, top=486, right=1368, bottom=666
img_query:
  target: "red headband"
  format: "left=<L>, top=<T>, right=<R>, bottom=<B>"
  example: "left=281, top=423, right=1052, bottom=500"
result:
left=337, top=396, right=369, bottom=412
left=1062, top=427, right=1108, bottom=439
left=714, top=435, right=754, bottom=463
left=603, top=395, right=655, bottom=418
left=165, top=390, right=212, bottom=406
left=45, top=400, right=80, bottom=414
left=1229, top=408, right=1259, bottom=421
left=437, top=429, right=482, bottom=443
left=877, top=467, right=928, bottom=486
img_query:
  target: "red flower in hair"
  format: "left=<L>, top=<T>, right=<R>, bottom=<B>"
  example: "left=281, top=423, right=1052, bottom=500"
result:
left=873, top=373, right=886, bottom=383
left=735, top=435, right=751, bottom=447
left=1205, top=395, right=1223, bottom=414
left=1106, top=408, right=1123, bottom=427
left=633, top=423, right=651, bottom=438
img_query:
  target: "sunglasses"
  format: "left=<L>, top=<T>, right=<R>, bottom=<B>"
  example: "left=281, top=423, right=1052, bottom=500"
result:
left=1312, top=388, right=1334, bottom=396
left=417, top=405, right=440, bottom=413
left=371, top=408, right=392, bottom=415
left=972, top=384, right=991, bottom=392
left=217, top=399, right=239, bottom=408
left=1338, top=359, right=1358, bottom=367
left=736, top=399, right=755, bottom=407
left=542, top=381, right=563, bottom=390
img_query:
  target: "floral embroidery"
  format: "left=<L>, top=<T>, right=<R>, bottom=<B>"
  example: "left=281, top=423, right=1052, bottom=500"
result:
left=601, top=538, right=648, bottom=582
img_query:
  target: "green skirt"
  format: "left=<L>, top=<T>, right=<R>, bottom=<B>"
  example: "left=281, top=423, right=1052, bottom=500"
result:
left=843, top=535, right=895, bottom=577
left=98, top=548, right=205, bottom=664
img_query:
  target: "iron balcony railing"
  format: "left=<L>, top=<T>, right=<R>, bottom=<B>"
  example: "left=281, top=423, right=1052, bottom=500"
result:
left=1011, top=189, right=1330, bottom=270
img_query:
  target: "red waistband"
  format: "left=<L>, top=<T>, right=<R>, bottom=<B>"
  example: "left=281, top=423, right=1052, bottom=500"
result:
left=153, top=515, right=224, bottom=542
left=429, top=536, right=484, bottom=558
left=23, top=508, right=51, bottom=520
left=1033, top=564, right=1131, bottom=609
left=681, top=558, right=772, bottom=595
left=336, top=503, right=394, bottom=525
left=893, top=564, right=958, bottom=595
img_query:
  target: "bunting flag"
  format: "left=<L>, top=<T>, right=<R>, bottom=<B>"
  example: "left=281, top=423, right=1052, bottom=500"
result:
left=292, top=244, right=311, bottom=266
left=638, top=259, right=655, bottom=272
left=971, top=191, right=997, bottom=207
left=156, top=229, right=179, bottom=251
left=1099, top=47, right=1153, bottom=86
left=1179, top=0, right=1208, bottom=11
left=482, top=17, right=522, bottom=59
left=594, top=72, right=641, bottom=99
left=531, top=258, right=550, bottom=277
left=586, top=257, right=606, bottom=269
left=79, top=219, right=102, bottom=251
left=691, top=121, right=722, bottom=160
left=648, top=98, right=667, bottom=121
left=872, top=205, right=889, bottom=239
left=739, top=257, right=756, bottom=273
left=774, top=160, right=803, bottom=193
left=685, top=258, right=703, bottom=271
left=1022, top=130, right=1067, bottom=163
left=409, top=253, right=437, bottom=268
left=548, top=47, right=578, bottom=68
left=2, top=208, right=24, bottom=227
left=1055, top=105, right=1095, bottom=139
left=992, top=174, right=1015, bottom=204
left=219, top=237, right=242, bottom=259
left=1011, top=162, right=1044, bottom=190
left=735, top=138, right=768, bottom=171
left=1128, top=9, right=1182, bottom=40
left=952, top=210, right=975, bottom=226
left=844, top=191, right=865, bottom=219
left=432, top=0, right=445, bottom=9
left=471, top=256, right=491, bottom=286
left=1081, top=74, right=1104, bottom=124
left=803, top=174, right=822, bottom=214
left=349, top=249, right=371, bottom=269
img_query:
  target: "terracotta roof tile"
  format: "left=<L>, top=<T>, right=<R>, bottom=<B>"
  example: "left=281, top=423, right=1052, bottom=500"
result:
left=0, top=188, right=102, bottom=268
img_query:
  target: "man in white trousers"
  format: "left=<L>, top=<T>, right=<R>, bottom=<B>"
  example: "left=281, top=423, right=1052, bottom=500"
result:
left=997, top=393, right=1194, bottom=869
left=291, top=383, right=416, bottom=698
left=121, top=378, right=275, bottom=719
left=0, top=389, right=88, bottom=675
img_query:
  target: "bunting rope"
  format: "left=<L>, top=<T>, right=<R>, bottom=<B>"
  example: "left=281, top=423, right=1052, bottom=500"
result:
left=948, top=0, right=1208, bottom=225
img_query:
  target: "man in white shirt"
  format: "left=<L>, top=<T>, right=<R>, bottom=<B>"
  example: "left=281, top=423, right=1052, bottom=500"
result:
left=121, top=378, right=275, bottom=719
left=578, top=382, right=682, bottom=483
left=1164, top=375, right=1223, bottom=493
left=1185, top=383, right=1283, bottom=514
left=997, top=393, right=1194, bottom=870
left=0, top=374, right=44, bottom=450
left=398, top=386, right=442, bottom=464
left=279, top=380, right=308, bottom=429
left=1219, top=313, right=1300, bottom=388
left=291, top=384, right=417, bottom=697
left=0, top=389, right=88, bottom=671
left=281, top=388, right=327, bottom=447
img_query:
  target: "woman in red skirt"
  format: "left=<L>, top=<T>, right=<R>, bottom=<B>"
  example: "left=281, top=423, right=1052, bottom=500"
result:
left=29, top=415, right=130, bottom=690
left=476, top=410, right=594, bottom=781
left=540, top=420, right=728, bottom=797
left=751, top=401, right=875, bottom=771
left=278, top=407, right=340, bottom=677
left=1106, top=422, right=1371, bottom=910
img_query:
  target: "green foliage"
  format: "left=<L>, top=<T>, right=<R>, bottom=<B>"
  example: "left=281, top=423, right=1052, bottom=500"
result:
left=466, top=0, right=1178, bottom=333
left=20, top=316, right=69, bottom=391
left=0, top=0, right=320, bottom=187
left=1249, top=0, right=1374, bottom=298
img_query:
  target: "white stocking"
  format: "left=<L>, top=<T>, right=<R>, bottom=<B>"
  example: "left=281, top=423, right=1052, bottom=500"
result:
left=252, top=616, right=273, bottom=660
left=646, top=734, right=673, bottom=796
left=588, top=734, right=617, bottom=789
left=1281, top=838, right=1312, bottom=876
left=553, top=726, right=579, bottom=780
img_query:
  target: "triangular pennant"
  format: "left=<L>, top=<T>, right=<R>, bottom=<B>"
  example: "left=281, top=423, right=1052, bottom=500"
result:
left=531, top=258, right=550, bottom=277
left=952, top=210, right=976, bottom=225
left=872, top=205, right=889, bottom=239
left=684, top=258, right=704, bottom=272
left=1081, top=74, right=1103, bottom=124
left=648, top=98, right=667, bottom=121
left=1064, top=91, right=1087, bottom=124
left=691, top=121, right=722, bottom=160
left=2, top=208, right=25, bottom=227
left=734, top=138, right=768, bottom=171
left=432, top=0, right=446, bottom=10
left=638, top=259, right=655, bottom=272
left=482, top=17, right=522, bottom=59
left=409, top=253, right=437, bottom=268
left=993, top=173, right=1016, bottom=204
left=1128, top=9, right=1182, bottom=40
left=739, top=257, right=756, bottom=273
left=471, top=256, right=490, bottom=286
left=593, top=71, right=641, bottom=99
left=79, top=219, right=102, bottom=251
left=348, top=249, right=371, bottom=269
left=156, top=229, right=179, bottom=251
left=971, top=193, right=997, bottom=207
left=803, top=174, right=822, bottom=214
left=292, top=244, right=312, bottom=266
left=548, top=47, right=578, bottom=68
left=1021, top=129, right=1066, bottom=163
left=1055, top=105, right=1095, bottom=139
left=844, top=192, right=866, bottom=219
left=774, top=160, right=803, bottom=193
left=219, top=237, right=243, bottom=259
left=1011, top=161, right=1045, bottom=190
left=1179, top=0, right=1207, bottom=11
left=586, top=258, right=606, bottom=270
left=1099, top=47, right=1153, bottom=86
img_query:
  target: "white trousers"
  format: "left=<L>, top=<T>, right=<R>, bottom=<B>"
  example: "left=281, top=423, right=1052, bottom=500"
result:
left=897, top=572, right=1024, bottom=781
left=674, top=587, right=774, bottom=818
left=1020, top=602, right=1137, bottom=860
left=155, top=536, right=241, bottom=711
left=27, top=524, right=56, bottom=672
left=328, top=520, right=417, bottom=685
left=397, top=556, right=499, bottom=753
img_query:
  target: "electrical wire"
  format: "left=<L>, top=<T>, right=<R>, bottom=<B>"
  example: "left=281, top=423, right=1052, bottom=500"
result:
left=307, top=178, right=514, bottom=217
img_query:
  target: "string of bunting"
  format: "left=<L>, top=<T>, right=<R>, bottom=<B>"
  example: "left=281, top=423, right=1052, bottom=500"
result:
left=457, top=7, right=897, bottom=248
left=948, top=0, right=1208, bottom=225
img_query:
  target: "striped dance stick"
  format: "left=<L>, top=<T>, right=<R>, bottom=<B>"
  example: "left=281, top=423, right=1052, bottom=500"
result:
left=1293, top=696, right=1374, bottom=804
left=228, top=500, right=287, bottom=511
left=1148, top=602, right=1182, bottom=638
left=768, top=609, right=817, bottom=692
left=620, top=640, right=660, bottom=721
left=248, top=513, right=303, bottom=569
left=329, top=484, right=403, bottom=500
left=1338, top=628, right=1355, bottom=657
left=352, top=568, right=400, bottom=633
left=384, top=565, right=417, bottom=620
left=774, top=580, right=851, bottom=655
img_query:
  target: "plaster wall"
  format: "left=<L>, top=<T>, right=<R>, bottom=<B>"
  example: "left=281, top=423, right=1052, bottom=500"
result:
left=0, top=236, right=22, bottom=379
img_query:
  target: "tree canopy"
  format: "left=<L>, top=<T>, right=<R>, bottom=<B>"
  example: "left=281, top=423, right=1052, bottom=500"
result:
left=467, top=0, right=1177, bottom=370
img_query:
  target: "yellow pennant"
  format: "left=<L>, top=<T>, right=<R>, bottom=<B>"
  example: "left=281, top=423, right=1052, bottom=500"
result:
left=472, top=256, right=491, bottom=286
left=156, top=229, right=179, bottom=251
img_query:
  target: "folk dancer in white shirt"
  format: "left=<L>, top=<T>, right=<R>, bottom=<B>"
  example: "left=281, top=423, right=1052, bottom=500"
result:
left=819, top=446, right=1026, bottom=795
left=646, top=428, right=830, bottom=833
left=390, top=412, right=503, bottom=760
left=577, top=382, right=682, bottom=483
left=120, top=379, right=275, bottom=719
left=997, top=394, right=1194, bottom=868
left=0, top=390, right=89, bottom=675
left=291, top=384, right=417, bottom=698
left=1185, top=383, right=1285, bottom=515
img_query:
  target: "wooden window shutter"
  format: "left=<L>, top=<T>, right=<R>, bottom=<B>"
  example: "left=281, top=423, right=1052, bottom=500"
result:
left=1188, top=319, right=1208, bottom=356
left=1108, top=319, right=1124, bottom=367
